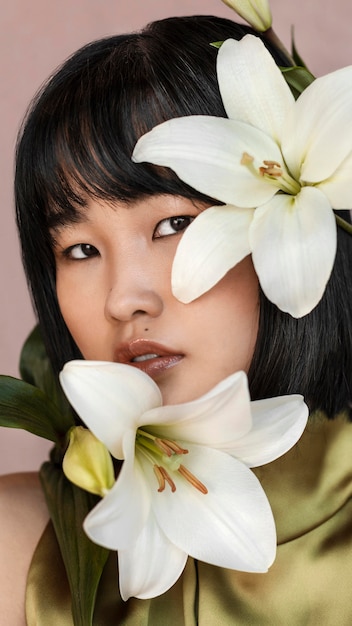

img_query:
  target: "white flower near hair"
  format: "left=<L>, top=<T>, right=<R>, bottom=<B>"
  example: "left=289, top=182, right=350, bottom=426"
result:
left=60, top=360, right=308, bottom=600
left=221, top=0, right=272, bottom=31
left=133, top=35, right=352, bottom=318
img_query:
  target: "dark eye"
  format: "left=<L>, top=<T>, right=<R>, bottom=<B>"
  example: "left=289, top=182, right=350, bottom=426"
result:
left=65, top=243, right=99, bottom=260
left=153, top=216, right=195, bottom=238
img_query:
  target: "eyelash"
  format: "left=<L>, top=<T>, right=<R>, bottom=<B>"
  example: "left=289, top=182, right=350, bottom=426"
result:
left=153, top=215, right=195, bottom=238
left=63, top=243, right=99, bottom=260
left=61, top=215, right=195, bottom=260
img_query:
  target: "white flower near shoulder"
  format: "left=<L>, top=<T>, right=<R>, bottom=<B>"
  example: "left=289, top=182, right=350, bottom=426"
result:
left=221, top=0, right=272, bottom=31
left=60, top=360, right=308, bottom=601
left=133, top=35, right=352, bottom=318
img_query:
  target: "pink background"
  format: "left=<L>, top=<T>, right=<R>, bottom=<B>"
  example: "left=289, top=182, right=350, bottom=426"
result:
left=1, top=0, right=351, bottom=474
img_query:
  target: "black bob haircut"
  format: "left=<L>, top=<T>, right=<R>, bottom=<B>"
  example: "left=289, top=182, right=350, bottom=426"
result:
left=15, top=15, right=352, bottom=419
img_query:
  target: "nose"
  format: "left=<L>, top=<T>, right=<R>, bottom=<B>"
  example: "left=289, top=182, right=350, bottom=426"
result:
left=104, top=258, right=164, bottom=323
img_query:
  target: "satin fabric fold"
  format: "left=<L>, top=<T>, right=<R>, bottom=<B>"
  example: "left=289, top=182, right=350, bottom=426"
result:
left=26, top=413, right=352, bottom=625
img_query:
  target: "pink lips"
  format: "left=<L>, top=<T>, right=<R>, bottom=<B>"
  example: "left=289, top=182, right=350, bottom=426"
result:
left=114, top=339, right=184, bottom=379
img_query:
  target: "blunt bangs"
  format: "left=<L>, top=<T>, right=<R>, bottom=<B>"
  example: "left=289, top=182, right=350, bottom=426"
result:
left=15, top=22, right=232, bottom=230
left=16, top=15, right=291, bottom=231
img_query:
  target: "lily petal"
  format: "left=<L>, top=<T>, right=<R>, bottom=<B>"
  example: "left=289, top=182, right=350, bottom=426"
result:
left=230, top=395, right=308, bottom=467
left=250, top=187, right=337, bottom=317
left=60, top=360, right=162, bottom=458
left=144, top=444, right=276, bottom=572
left=282, top=66, right=352, bottom=183
left=118, top=515, right=187, bottom=600
left=317, top=151, right=352, bottom=209
left=83, top=431, right=150, bottom=550
left=132, top=116, right=282, bottom=207
left=145, top=371, right=253, bottom=447
left=218, top=36, right=294, bottom=142
left=171, top=205, right=253, bottom=303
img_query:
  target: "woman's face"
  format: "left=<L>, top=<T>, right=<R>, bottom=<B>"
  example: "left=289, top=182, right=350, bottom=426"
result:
left=54, top=195, right=259, bottom=405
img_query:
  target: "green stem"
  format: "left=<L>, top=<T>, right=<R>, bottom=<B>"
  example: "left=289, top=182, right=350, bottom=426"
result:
left=335, top=213, right=352, bottom=236
left=263, top=27, right=294, bottom=66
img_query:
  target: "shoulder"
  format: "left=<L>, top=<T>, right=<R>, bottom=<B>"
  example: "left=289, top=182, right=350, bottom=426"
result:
left=0, top=472, right=49, bottom=626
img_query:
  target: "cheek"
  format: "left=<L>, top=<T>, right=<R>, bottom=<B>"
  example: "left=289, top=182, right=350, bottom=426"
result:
left=213, top=257, right=259, bottom=318
left=56, top=271, right=76, bottom=321
left=200, top=257, right=260, bottom=369
left=56, top=273, right=99, bottom=354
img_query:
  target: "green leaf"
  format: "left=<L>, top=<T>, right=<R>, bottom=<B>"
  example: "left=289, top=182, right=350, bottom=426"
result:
left=20, top=325, right=74, bottom=431
left=281, top=65, right=315, bottom=99
left=290, top=27, right=308, bottom=69
left=40, top=459, right=109, bottom=626
left=0, top=376, right=65, bottom=443
left=210, top=40, right=223, bottom=49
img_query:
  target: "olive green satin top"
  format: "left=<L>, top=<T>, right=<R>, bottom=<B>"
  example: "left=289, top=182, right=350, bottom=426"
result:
left=26, top=413, right=352, bottom=625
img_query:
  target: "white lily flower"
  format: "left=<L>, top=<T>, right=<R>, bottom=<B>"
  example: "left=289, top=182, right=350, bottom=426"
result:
left=132, top=35, right=352, bottom=317
left=221, top=0, right=272, bottom=31
left=60, top=360, right=308, bottom=600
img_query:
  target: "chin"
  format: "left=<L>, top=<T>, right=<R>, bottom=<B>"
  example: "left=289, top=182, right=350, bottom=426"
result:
left=158, top=381, right=210, bottom=406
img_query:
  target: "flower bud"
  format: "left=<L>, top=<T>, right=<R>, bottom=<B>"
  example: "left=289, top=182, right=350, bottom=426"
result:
left=221, top=0, right=272, bottom=32
left=63, top=426, right=115, bottom=497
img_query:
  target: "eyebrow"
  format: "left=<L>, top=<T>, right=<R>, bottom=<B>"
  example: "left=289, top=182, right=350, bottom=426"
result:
left=48, top=207, right=90, bottom=234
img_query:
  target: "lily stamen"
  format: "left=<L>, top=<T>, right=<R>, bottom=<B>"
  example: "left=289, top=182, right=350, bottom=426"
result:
left=160, top=466, right=177, bottom=492
left=240, top=151, right=300, bottom=195
left=154, top=465, right=177, bottom=492
left=153, top=464, right=165, bottom=491
left=137, top=428, right=207, bottom=495
left=155, top=437, right=188, bottom=456
left=241, top=151, right=254, bottom=166
left=178, top=464, right=208, bottom=494
left=259, top=160, right=282, bottom=177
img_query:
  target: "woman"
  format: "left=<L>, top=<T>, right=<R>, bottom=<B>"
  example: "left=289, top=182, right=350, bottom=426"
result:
left=1, top=13, right=352, bottom=625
